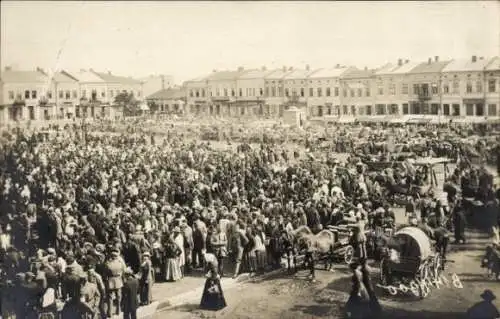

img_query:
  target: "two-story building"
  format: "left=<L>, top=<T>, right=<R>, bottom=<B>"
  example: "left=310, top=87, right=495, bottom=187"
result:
left=65, top=70, right=108, bottom=118
left=184, top=76, right=210, bottom=115
left=49, top=71, right=80, bottom=120
left=0, top=67, right=49, bottom=124
left=484, top=56, right=500, bottom=120
left=235, top=68, right=272, bottom=117
left=282, top=68, right=315, bottom=116
left=264, top=68, right=290, bottom=117
left=339, top=67, right=375, bottom=118
left=307, top=66, right=352, bottom=118
left=206, top=69, right=248, bottom=116
left=441, top=56, right=493, bottom=120
left=405, top=57, right=452, bottom=120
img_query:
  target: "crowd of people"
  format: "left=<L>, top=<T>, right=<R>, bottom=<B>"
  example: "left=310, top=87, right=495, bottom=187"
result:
left=0, top=118, right=498, bottom=319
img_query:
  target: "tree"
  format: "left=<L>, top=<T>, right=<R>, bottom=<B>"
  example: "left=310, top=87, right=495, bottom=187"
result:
left=115, top=91, right=139, bottom=116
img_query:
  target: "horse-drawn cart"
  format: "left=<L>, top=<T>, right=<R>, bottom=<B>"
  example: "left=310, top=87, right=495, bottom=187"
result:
left=379, top=227, right=442, bottom=299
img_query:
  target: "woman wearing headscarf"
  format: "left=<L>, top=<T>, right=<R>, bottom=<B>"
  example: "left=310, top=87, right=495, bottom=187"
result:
left=199, top=251, right=227, bottom=311
left=163, top=232, right=182, bottom=282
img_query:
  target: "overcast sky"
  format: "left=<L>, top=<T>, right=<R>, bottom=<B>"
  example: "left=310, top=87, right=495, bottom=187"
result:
left=1, top=1, right=499, bottom=83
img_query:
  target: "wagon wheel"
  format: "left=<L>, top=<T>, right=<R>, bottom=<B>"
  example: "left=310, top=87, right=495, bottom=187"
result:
left=432, top=254, right=443, bottom=279
left=344, top=245, right=354, bottom=264
left=417, top=263, right=431, bottom=299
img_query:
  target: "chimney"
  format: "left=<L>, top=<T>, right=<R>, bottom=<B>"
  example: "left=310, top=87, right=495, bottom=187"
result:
left=405, top=59, right=409, bottom=64
left=398, top=59, right=403, bottom=66
left=306, top=64, right=310, bottom=71
left=238, top=66, right=244, bottom=72
left=261, top=66, right=267, bottom=71
left=428, top=58, right=432, bottom=64
left=472, top=55, right=477, bottom=63
left=364, top=66, right=368, bottom=71
left=5, top=66, right=11, bottom=71
left=435, top=56, right=439, bottom=62
left=108, top=71, right=112, bottom=75
left=212, top=69, right=217, bottom=73
left=288, top=66, right=293, bottom=71
left=336, top=64, right=340, bottom=68
left=282, top=66, right=287, bottom=72
left=480, top=57, right=484, bottom=60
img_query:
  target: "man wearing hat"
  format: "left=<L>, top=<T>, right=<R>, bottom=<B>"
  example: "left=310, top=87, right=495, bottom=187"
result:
left=139, top=251, right=154, bottom=305
left=80, top=271, right=101, bottom=319
left=122, top=267, right=139, bottom=319
left=466, top=289, right=499, bottom=319
left=105, top=248, right=126, bottom=317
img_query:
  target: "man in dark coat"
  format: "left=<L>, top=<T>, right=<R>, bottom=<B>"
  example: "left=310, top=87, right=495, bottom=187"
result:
left=453, top=203, right=467, bottom=244
left=122, top=268, right=139, bottom=319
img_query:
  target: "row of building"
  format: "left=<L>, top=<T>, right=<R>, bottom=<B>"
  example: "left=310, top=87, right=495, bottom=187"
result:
left=0, top=67, right=173, bottom=123
left=164, top=55, right=499, bottom=123
left=2, top=55, right=499, bottom=125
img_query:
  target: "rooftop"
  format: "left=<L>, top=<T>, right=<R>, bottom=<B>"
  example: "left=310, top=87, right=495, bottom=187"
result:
left=341, top=68, right=375, bottom=79
left=52, top=71, right=78, bottom=83
left=146, top=88, right=185, bottom=100
left=308, top=67, right=351, bottom=79
left=205, top=70, right=248, bottom=81
left=65, top=70, right=105, bottom=83
left=264, top=69, right=292, bottom=80
left=390, top=61, right=422, bottom=74
left=485, top=56, right=500, bottom=71
left=0, top=70, right=48, bottom=83
left=283, top=69, right=316, bottom=80
left=374, top=63, right=396, bottom=75
left=238, top=69, right=274, bottom=79
left=94, top=71, right=142, bottom=84
left=442, top=57, right=494, bottom=72
left=408, top=60, right=452, bottom=74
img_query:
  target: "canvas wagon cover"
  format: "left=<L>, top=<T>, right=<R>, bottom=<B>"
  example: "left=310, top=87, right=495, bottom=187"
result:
left=394, top=226, right=433, bottom=261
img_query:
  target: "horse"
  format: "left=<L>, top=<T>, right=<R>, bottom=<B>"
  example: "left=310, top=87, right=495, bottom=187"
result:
left=292, top=226, right=337, bottom=271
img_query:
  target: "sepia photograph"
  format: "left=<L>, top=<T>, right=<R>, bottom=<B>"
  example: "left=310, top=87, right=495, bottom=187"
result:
left=0, top=1, right=499, bottom=318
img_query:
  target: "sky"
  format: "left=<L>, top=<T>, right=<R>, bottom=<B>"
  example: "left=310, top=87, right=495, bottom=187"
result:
left=1, top=1, right=499, bottom=84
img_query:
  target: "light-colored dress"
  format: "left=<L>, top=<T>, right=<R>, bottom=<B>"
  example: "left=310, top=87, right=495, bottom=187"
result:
left=174, top=233, right=185, bottom=268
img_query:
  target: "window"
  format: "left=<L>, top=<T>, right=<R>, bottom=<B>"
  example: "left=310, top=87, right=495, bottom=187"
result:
left=466, top=81, right=473, bottom=93
left=189, top=90, right=194, bottom=97
left=488, top=79, right=497, bottom=93
left=8, top=91, right=14, bottom=100
left=443, top=104, right=450, bottom=116
left=195, top=90, right=200, bottom=98
left=413, top=84, right=420, bottom=95
left=431, top=83, right=438, bottom=94
left=365, top=88, right=370, bottom=97
left=476, top=103, right=484, bottom=116
left=466, top=104, right=474, bottom=116
left=278, top=87, right=282, bottom=97
left=216, top=88, right=220, bottom=97
left=488, top=104, right=497, bottom=116
left=389, top=84, right=396, bottom=95
left=265, top=87, right=269, bottom=97
left=300, top=88, right=305, bottom=97
left=82, top=90, right=86, bottom=97
left=376, top=104, right=386, bottom=115
left=239, top=88, right=242, bottom=97
left=223, top=88, right=228, bottom=96
left=202, top=89, right=206, bottom=97
left=422, top=103, right=429, bottom=114
left=47, top=91, right=52, bottom=99
left=357, top=88, right=362, bottom=97
left=476, top=81, right=482, bottom=93
left=259, top=88, right=263, bottom=96
left=59, top=90, right=64, bottom=98
left=452, top=80, right=459, bottom=94
left=452, top=104, right=460, bottom=116
left=350, top=89, right=355, bottom=97
left=285, top=88, right=289, bottom=97
left=378, top=86, right=384, bottom=95
left=64, top=90, right=70, bottom=99
left=402, top=103, right=409, bottom=115
left=402, top=84, right=409, bottom=95
left=25, top=90, right=30, bottom=99
left=31, top=90, right=37, bottom=99
left=343, top=89, right=347, bottom=97
left=443, top=83, right=449, bottom=94
left=101, top=91, right=105, bottom=98
left=351, top=105, right=356, bottom=115
left=343, top=105, right=348, bottom=115
left=366, top=105, right=372, bottom=115
left=334, top=87, right=339, bottom=97
left=431, top=104, right=439, bottom=115
left=109, top=90, right=114, bottom=98
left=317, top=88, right=322, bottom=97
left=309, top=88, right=314, bottom=97
left=326, top=88, right=331, bottom=97
left=271, top=87, right=276, bottom=97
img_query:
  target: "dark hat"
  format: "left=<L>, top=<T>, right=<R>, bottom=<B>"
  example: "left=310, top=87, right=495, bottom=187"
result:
left=481, top=289, right=496, bottom=301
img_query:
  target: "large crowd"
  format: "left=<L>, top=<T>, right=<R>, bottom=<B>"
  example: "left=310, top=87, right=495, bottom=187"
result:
left=0, top=118, right=499, bottom=319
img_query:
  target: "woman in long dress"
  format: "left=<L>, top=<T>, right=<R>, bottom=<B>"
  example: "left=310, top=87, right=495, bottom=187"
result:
left=200, top=251, right=227, bottom=311
left=164, top=233, right=182, bottom=282
left=173, top=226, right=186, bottom=277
